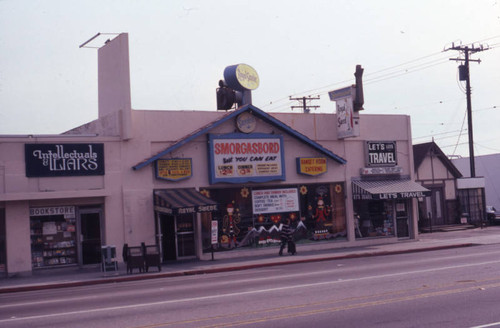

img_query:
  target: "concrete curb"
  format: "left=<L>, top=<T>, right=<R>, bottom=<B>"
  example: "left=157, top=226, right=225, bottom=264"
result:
left=0, top=243, right=475, bottom=294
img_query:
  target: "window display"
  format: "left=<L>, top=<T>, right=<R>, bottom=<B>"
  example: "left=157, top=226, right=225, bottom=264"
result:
left=354, top=200, right=395, bottom=238
left=201, top=183, right=346, bottom=253
left=30, top=211, right=77, bottom=268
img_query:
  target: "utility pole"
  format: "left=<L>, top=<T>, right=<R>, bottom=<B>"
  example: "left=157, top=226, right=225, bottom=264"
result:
left=290, top=95, right=320, bottom=113
left=446, top=43, right=488, bottom=178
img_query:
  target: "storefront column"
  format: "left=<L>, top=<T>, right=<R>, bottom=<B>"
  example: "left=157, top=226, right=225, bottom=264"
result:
left=410, top=198, right=419, bottom=239
left=195, top=212, right=202, bottom=259
left=5, top=201, right=32, bottom=276
left=345, top=184, right=356, bottom=242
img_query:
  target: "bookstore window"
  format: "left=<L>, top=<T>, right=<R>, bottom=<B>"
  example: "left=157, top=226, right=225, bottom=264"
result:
left=30, top=207, right=77, bottom=268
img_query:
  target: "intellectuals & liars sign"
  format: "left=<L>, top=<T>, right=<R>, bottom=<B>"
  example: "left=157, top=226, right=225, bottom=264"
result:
left=25, top=144, right=104, bottom=177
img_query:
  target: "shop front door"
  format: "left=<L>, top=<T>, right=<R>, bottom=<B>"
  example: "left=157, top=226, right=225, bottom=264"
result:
left=176, top=214, right=195, bottom=258
left=160, top=214, right=177, bottom=261
left=396, top=200, right=410, bottom=238
left=160, top=213, right=196, bottom=261
left=79, top=208, right=102, bottom=265
left=423, top=187, right=445, bottom=226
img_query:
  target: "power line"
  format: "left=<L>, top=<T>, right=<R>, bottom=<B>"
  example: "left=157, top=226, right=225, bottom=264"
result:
left=262, top=36, right=500, bottom=113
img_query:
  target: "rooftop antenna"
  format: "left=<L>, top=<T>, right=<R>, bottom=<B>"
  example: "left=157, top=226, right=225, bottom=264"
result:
left=79, top=32, right=121, bottom=49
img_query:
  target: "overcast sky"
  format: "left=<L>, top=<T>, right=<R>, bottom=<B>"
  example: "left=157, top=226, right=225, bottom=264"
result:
left=1, top=0, right=499, bottom=158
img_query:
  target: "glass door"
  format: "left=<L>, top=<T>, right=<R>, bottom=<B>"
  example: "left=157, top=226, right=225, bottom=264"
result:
left=396, top=200, right=410, bottom=238
left=176, top=214, right=196, bottom=258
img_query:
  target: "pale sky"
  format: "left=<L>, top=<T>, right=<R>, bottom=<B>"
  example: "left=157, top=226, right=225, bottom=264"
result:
left=1, top=0, right=499, bottom=158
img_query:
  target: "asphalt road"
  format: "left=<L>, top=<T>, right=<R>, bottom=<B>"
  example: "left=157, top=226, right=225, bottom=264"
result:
left=2, top=243, right=500, bottom=328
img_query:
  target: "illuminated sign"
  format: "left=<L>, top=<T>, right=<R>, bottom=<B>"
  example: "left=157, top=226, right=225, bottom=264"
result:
left=296, top=157, right=327, bottom=176
left=208, top=133, right=285, bottom=184
left=155, top=158, right=192, bottom=181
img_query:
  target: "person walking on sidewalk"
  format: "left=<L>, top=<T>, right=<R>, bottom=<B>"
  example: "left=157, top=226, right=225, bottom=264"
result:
left=279, top=218, right=296, bottom=256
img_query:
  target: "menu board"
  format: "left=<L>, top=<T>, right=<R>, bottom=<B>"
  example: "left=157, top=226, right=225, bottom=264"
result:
left=252, top=188, right=299, bottom=214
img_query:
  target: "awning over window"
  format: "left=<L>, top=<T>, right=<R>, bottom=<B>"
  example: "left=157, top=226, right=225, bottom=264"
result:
left=352, top=179, right=431, bottom=200
left=154, top=189, right=218, bottom=215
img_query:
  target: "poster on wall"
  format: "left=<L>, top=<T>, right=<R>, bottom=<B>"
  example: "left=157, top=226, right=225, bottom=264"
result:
left=208, top=133, right=285, bottom=184
left=252, top=188, right=299, bottom=214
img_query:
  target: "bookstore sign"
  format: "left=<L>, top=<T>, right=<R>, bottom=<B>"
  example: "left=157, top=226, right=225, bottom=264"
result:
left=25, top=143, right=105, bottom=177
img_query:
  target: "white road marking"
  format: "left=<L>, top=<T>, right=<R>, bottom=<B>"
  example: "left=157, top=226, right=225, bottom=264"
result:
left=2, top=259, right=500, bottom=323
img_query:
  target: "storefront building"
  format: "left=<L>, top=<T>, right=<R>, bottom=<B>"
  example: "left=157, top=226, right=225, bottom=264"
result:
left=0, top=33, right=427, bottom=276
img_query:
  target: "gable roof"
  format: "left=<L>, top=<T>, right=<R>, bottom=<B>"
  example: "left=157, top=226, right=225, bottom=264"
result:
left=133, top=104, right=346, bottom=170
left=413, top=141, right=463, bottom=178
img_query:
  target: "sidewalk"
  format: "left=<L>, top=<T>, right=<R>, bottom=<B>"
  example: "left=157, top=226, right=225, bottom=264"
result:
left=2, top=226, right=500, bottom=294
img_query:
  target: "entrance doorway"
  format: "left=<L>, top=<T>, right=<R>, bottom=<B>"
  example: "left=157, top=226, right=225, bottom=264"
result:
left=79, top=208, right=102, bottom=265
left=396, top=200, right=410, bottom=238
left=425, top=187, right=445, bottom=226
left=160, top=213, right=196, bottom=261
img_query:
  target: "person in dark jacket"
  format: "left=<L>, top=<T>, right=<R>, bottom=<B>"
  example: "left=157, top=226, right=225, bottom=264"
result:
left=279, top=218, right=296, bottom=255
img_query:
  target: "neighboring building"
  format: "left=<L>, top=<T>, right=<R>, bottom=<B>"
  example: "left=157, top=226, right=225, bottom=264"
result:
left=413, top=142, right=463, bottom=229
left=0, top=33, right=429, bottom=276
left=452, top=154, right=500, bottom=212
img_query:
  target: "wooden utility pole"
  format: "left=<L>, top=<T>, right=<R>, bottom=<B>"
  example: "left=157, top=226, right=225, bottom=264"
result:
left=446, top=43, right=488, bottom=177
left=290, top=95, right=320, bottom=113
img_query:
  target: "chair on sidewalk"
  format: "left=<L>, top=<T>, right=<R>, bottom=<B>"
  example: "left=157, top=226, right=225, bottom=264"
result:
left=101, top=245, right=118, bottom=276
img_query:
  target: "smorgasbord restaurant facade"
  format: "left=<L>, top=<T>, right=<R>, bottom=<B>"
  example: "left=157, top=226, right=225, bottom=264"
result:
left=0, top=33, right=429, bottom=276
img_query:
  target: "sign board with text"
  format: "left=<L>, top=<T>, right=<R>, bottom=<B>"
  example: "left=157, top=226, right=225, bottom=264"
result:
left=296, top=157, right=327, bottom=176
left=155, top=158, right=192, bottom=181
left=365, top=141, right=397, bottom=167
left=25, top=144, right=104, bottom=177
left=252, top=188, right=299, bottom=214
left=208, top=133, right=285, bottom=184
left=329, top=86, right=360, bottom=139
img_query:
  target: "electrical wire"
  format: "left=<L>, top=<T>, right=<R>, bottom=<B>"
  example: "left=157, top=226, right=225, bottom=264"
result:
left=263, top=35, right=500, bottom=109
left=452, top=109, right=468, bottom=156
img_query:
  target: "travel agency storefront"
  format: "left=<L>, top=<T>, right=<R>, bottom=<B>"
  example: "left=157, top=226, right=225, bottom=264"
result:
left=352, top=141, right=431, bottom=239
left=133, top=105, right=426, bottom=261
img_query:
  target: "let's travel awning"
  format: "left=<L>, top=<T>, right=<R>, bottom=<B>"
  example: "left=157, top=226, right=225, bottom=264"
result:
left=154, top=189, right=218, bottom=215
left=352, top=179, right=431, bottom=200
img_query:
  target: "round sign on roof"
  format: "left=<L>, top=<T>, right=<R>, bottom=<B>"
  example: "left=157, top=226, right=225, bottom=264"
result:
left=223, top=64, right=260, bottom=91
left=236, top=112, right=257, bottom=133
